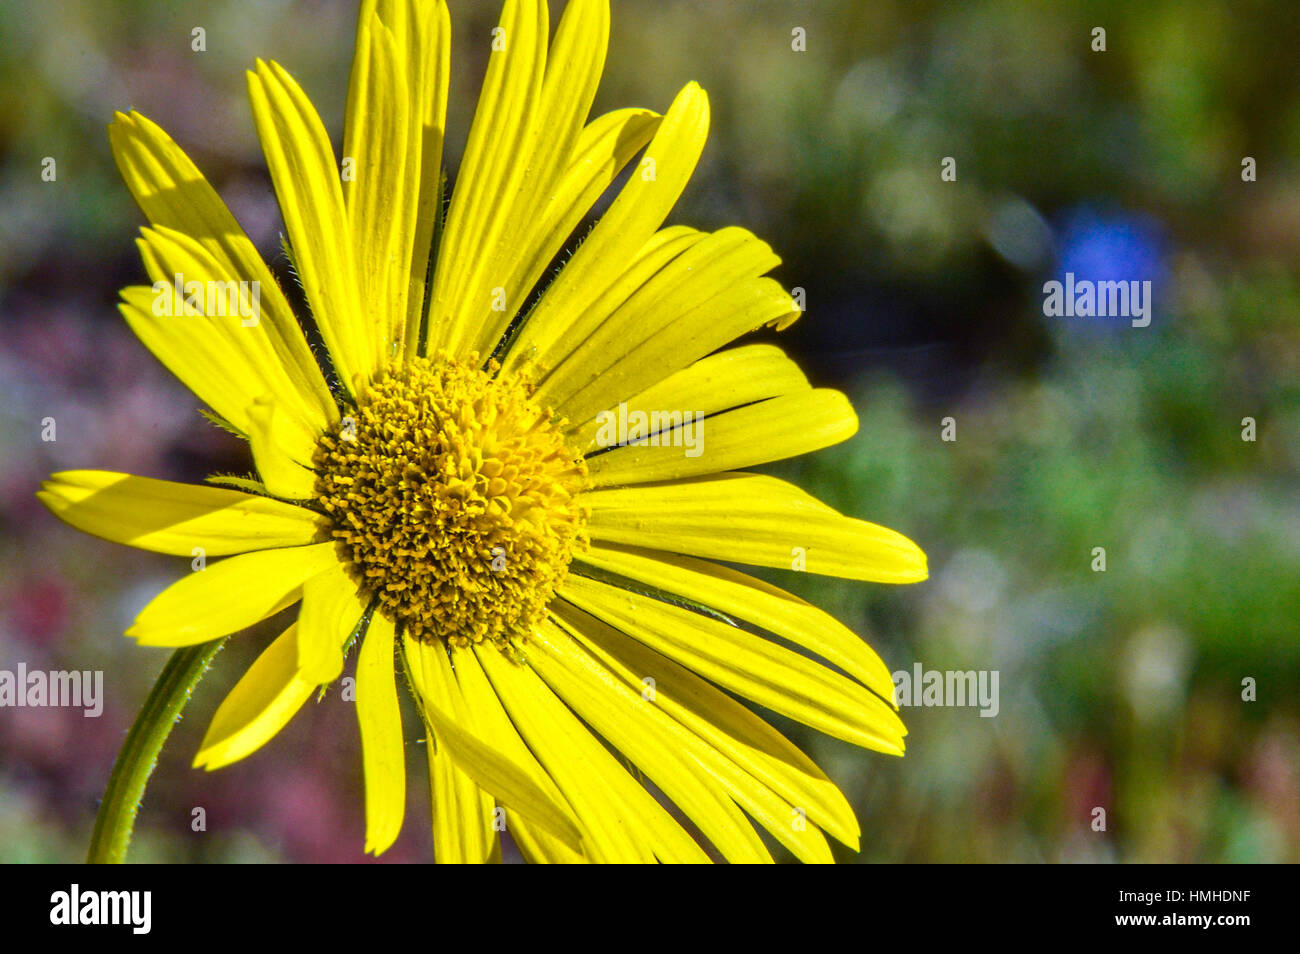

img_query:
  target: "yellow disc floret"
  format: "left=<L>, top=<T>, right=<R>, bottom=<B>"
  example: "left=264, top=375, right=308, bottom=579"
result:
left=313, top=353, right=587, bottom=649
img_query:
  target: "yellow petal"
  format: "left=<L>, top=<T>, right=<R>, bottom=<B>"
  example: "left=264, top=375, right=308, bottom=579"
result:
left=402, top=636, right=497, bottom=863
left=534, top=226, right=780, bottom=409
left=509, top=816, right=588, bottom=864
left=355, top=612, right=406, bottom=855
left=39, top=470, right=325, bottom=556
left=343, top=8, right=411, bottom=363
left=576, top=543, right=898, bottom=705
left=500, top=82, right=710, bottom=378
left=425, top=0, right=548, bottom=355
left=118, top=285, right=266, bottom=445
left=401, top=636, right=584, bottom=854
left=248, top=60, right=369, bottom=395
left=296, top=562, right=367, bottom=685
left=342, top=0, right=453, bottom=361
left=559, top=573, right=908, bottom=755
left=585, top=389, right=857, bottom=487
left=245, top=398, right=318, bottom=498
left=530, top=620, right=773, bottom=863
left=128, top=221, right=327, bottom=459
left=545, top=613, right=838, bottom=863
left=475, top=644, right=708, bottom=862
left=553, top=598, right=857, bottom=854
left=427, top=727, right=499, bottom=864
left=460, top=0, right=612, bottom=359
left=510, top=225, right=704, bottom=380
left=108, top=110, right=336, bottom=430
left=449, top=647, right=588, bottom=863
left=492, top=106, right=661, bottom=364
left=584, top=471, right=928, bottom=584
left=568, top=343, right=811, bottom=450
left=400, top=0, right=452, bottom=358
left=127, top=542, right=337, bottom=646
left=194, top=622, right=315, bottom=769
left=555, top=276, right=799, bottom=427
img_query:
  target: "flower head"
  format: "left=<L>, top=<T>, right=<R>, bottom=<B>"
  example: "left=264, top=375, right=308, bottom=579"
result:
left=40, top=0, right=926, bottom=862
left=314, top=352, right=588, bottom=648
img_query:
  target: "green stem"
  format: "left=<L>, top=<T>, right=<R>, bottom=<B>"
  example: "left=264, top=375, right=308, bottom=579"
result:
left=87, top=639, right=226, bottom=864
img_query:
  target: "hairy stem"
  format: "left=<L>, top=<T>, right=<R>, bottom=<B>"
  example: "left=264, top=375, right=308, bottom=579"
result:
left=87, top=640, right=226, bottom=864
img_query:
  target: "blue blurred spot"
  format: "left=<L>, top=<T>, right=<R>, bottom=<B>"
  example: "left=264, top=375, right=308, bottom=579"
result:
left=1055, top=206, right=1167, bottom=289
left=1048, top=206, right=1169, bottom=327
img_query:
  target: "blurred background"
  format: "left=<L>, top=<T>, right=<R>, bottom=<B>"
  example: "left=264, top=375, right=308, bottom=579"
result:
left=2, top=0, right=1298, bottom=863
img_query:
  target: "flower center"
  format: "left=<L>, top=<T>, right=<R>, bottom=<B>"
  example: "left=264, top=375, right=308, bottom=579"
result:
left=313, top=353, right=587, bottom=648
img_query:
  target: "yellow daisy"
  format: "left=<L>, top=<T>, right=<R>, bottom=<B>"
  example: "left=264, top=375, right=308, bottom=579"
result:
left=40, top=0, right=926, bottom=863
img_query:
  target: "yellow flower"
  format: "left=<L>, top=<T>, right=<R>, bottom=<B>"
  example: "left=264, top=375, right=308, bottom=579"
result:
left=39, top=0, right=926, bottom=863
